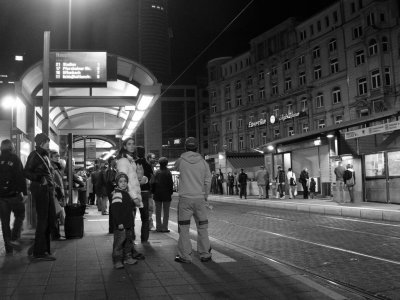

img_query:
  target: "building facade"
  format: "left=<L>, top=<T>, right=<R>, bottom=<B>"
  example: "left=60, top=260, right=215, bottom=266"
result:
left=207, top=0, right=400, bottom=203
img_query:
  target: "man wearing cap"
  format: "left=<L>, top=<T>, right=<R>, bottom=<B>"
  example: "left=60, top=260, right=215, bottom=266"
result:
left=24, top=133, right=56, bottom=261
left=255, top=166, right=267, bottom=199
left=174, top=137, right=212, bottom=263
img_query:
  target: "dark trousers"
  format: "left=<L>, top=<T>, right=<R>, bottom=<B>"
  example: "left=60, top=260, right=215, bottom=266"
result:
left=138, top=191, right=150, bottom=242
left=107, top=192, right=113, bottom=233
left=218, top=182, right=223, bottom=194
left=239, top=183, right=247, bottom=199
left=234, top=185, right=239, bottom=195
left=228, top=184, right=234, bottom=195
left=302, top=183, right=309, bottom=199
left=0, top=195, right=25, bottom=252
left=31, top=184, right=56, bottom=256
left=112, top=228, right=134, bottom=263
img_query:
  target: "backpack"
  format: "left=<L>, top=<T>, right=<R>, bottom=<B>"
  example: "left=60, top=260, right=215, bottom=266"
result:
left=0, top=160, right=16, bottom=196
left=290, top=177, right=296, bottom=186
left=346, top=171, right=355, bottom=186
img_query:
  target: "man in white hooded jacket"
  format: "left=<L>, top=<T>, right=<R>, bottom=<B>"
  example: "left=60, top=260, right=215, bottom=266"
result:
left=174, top=137, right=212, bottom=263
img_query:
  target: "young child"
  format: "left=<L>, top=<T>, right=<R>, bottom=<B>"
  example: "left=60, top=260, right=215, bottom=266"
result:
left=309, top=177, right=316, bottom=199
left=111, top=173, right=138, bottom=269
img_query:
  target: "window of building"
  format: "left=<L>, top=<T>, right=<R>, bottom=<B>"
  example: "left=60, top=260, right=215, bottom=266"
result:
left=239, top=136, right=244, bottom=150
left=329, top=39, right=337, bottom=53
left=249, top=114, right=255, bottom=122
left=302, top=123, right=309, bottom=133
left=258, top=70, right=265, bottom=80
left=247, top=75, right=253, bottom=86
left=380, top=13, right=385, bottom=22
left=238, top=118, right=243, bottom=128
left=228, top=138, right=233, bottom=151
left=283, top=59, right=290, bottom=71
left=300, top=97, right=308, bottom=111
left=368, top=39, right=378, bottom=56
left=225, top=99, right=232, bottom=110
left=235, top=80, right=241, bottom=89
left=384, top=67, right=391, bottom=86
left=360, top=109, right=369, bottom=117
left=274, top=128, right=280, bottom=138
left=211, top=104, right=217, bottom=113
left=210, top=90, right=216, bottom=98
left=225, top=85, right=230, bottom=97
left=299, top=72, right=306, bottom=86
left=226, top=120, right=232, bottom=131
left=382, top=36, right=389, bottom=52
left=332, top=87, right=341, bottom=104
left=325, top=16, right=330, bottom=27
left=318, top=119, right=326, bottom=129
left=351, top=2, right=356, bottom=13
left=250, top=135, right=255, bottom=149
left=333, top=11, right=338, bottom=23
left=272, top=83, right=278, bottom=95
left=286, top=102, right=293, bottom=114
left=314, top=65, right=322, bottom=80
left=315, top=93, right=324, bottom=108
left=298, top=55, right=305, bottom=65
left=248, top=93, right=254, bottom=102
left=312, top=46, right=320, bottom=59
left=213, top=143, right=218, bottom=154
left=212, top=122, right=218, bottom=132
left=309, top=25, right=314, bottom=36
left=262, top=132, right=267, bottom=145
left=330, top=58, right=339, bottom=73
left=317, top=20, right=321, bottom=32
left=284, top=77, right=292, bottom=91
left=259, top=88, right=265, bottom=99
left=273, top=105, right=279, bottom=116
left=371, top=70, right=381, bottom=89
left=358, top=0, right=363, bottom=9
left=367, top=12, right=375, bottom=26
left=353, top=26, right=363, bottom=39
left=271, top=66, right=277, bottom=76
left=300, top=30, right=307, bottom=41
left=355, top=50, right=365, bottom=66
left=288, top=126, right=294, bottom=136
left=335, top=115, right=343, bottom=124
left=358, top=77, right=367, bottom=95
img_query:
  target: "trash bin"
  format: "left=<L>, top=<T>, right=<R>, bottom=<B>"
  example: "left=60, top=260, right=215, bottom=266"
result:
left=64, top=204, right=85, bottom=239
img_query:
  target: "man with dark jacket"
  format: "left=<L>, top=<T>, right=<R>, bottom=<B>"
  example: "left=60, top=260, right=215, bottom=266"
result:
left=105, top=157, right=117, bottom=233
left=24, top=133, right=56, bottom=261
left=0, top=139, right=27, bottom=255
left=135, top=146, right=154, bottom=243
left=238, top=169, right=248, bottom=199
left=49, top=150, right=65, bottom=240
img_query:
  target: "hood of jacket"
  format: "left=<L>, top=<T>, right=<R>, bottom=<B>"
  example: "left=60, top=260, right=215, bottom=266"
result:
left=179, top=151, right=203, bottom=164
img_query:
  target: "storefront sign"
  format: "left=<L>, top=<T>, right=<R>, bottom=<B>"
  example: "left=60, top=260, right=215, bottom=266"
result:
left=278, top=112, right=300, bottom=121
left=86, top=142, right=97, bottom=160
left=345, top=120, right=400, bottom=140
left=248, top=118, right=267, bottom=128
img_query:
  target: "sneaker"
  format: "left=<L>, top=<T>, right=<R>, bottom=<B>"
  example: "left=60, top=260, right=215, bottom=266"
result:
left=114, top=261, right=124, bottom=269
left=124, top=257, right=138, bottom=265
left=200, top=256, right=212, bottom=262
left=174, top=255, right=191, bottom=264
left=32, top=254, right=56, bottom=261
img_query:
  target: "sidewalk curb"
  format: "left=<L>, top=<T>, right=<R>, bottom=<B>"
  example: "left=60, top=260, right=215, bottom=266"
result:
left=207, top=196, right=400, bottom=223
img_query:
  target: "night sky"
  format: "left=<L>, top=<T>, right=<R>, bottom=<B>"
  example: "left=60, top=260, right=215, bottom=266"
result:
left=0, top=0, right=336, bottom=84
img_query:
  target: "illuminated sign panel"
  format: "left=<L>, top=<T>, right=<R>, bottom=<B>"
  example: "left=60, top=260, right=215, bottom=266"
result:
left=49, top=51, right=107, bottom=86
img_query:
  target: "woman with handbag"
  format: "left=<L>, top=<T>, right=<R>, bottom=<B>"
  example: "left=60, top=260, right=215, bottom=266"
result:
left=343, top=164, right=356, bottom=203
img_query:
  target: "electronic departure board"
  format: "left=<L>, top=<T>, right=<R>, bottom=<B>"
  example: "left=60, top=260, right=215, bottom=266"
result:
left=49, top=51, right=107, bottom=86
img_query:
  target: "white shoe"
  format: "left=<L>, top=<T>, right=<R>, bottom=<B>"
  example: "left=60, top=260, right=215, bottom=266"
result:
left=114, top=261, right=124, bottom=269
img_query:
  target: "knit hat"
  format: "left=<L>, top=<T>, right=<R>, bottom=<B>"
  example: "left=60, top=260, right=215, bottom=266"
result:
left=185, top=137, right=198, bottom=151
left=34, top=133, right=50, bottom=146
left=115, top=172, right=129, bottom=183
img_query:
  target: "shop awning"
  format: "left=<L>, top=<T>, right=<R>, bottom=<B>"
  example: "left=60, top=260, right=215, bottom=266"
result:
left=227, top=152, right=264, bottom=169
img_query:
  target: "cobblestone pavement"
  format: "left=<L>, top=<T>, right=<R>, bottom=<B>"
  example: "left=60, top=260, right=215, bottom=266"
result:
left=0, top=204, right=348, bottom=300
left=165, top=195, right=400, bottom=299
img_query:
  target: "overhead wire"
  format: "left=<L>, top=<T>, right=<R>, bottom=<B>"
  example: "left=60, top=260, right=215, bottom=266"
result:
left=160, top=0, right=255, bottom=135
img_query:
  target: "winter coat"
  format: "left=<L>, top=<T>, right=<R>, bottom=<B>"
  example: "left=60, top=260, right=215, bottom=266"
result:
left=0, top=151, right=27, bottom=197
left=174, top=151, right=211, bottom=198
left=151, top=168, right=173, bottom=202
left=255, top=169, right=267, bottom=185
left=238, top=172, right=248, bottom=185
left=24, top=147, right=54, bottom=188
left=111, top=188, right=135, bottom=229
left=116, top=155, right=142, bottom=206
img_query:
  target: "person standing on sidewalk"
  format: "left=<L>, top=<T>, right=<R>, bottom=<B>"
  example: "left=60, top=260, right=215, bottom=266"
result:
left=238, top=169, right=248, bottom=199
left=299, top=168, right=310, bottom=199
left=343, top=164, right=356, bottom=203
left=0, top=139, right=27, bottom=255
left=146, top=152, right=157, bottom=231
left=105, top=157, right=117, bottom=233
left=151, top=157, right=173, bottom=233
left=276, top=166, right=286, bottom=199
left=24, top=133, right=56, bottom=261
left=255, top=165, right=267, bottom=199
left=174, top=137, right=212, bottom=263
left=227, top=172, right=234, bottom=195
left=233, top=171, right=239, bottom=195
left=334, top=161, right=346, bottom=203
left=286, top=168, right=297, bottom=199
